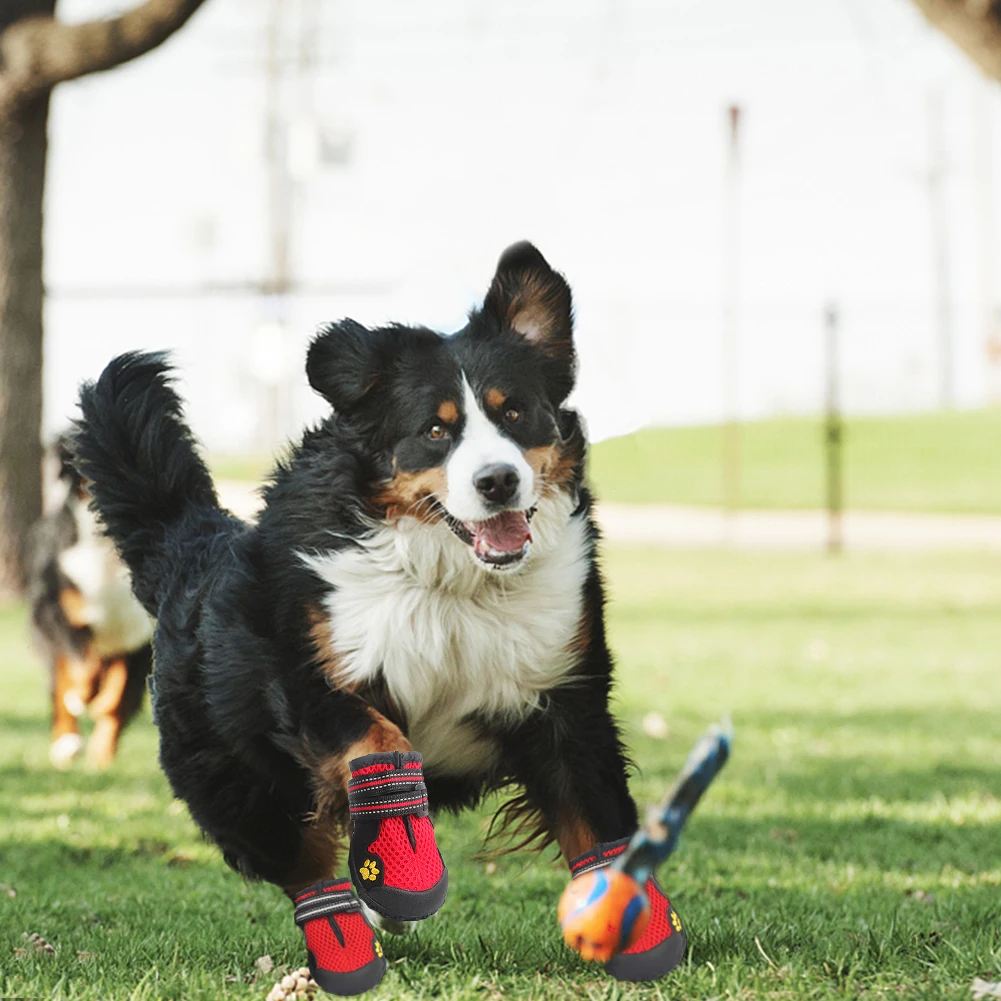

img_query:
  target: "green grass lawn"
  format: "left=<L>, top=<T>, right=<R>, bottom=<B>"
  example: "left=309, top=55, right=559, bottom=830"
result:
left=588, top=409, right=1001, bottom=512
left=2, top=547, right=1000, bottom=1000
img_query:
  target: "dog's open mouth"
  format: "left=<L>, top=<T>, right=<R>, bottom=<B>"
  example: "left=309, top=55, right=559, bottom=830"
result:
left=439, top=506, right=536, bottom=568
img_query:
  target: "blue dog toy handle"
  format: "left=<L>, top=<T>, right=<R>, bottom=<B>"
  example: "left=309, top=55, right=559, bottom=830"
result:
left=612, top=719, right=732, bottom=886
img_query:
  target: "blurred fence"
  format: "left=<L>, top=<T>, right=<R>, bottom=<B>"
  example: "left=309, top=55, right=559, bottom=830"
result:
left=44, top=288, right=998, bottom=454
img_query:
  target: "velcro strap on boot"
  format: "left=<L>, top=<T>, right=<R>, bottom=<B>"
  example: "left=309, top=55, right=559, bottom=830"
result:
left=294, top=881, right=361, bottom=927
left=348, top=751, right=428, bottom=821
left=568, top=836, right=631, bottom=878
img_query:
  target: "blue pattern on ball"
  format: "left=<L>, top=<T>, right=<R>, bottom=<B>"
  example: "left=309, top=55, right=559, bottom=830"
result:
left=618, top=892, right=646, bottom=951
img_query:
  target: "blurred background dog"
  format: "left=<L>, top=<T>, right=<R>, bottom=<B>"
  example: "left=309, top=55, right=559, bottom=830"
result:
left=26, top=437, right=153, bottom=770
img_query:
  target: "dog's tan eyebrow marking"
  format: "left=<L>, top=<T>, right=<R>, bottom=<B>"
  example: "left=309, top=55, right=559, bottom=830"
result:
left=437, top=401, right=459, bottom=423
left=485, top=388, right=505, bottom=410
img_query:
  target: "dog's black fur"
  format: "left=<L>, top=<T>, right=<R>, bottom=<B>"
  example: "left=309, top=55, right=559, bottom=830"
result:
left=72, top=243, right=639, bottom=891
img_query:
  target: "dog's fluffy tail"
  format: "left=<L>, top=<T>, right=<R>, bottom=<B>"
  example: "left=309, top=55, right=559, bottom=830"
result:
left=73, top=351, right=220, bottom=615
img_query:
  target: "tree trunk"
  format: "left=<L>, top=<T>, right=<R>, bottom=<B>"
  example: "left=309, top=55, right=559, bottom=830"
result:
left=0, top=97, right=48, bottom=598
left=0, top=0, right=207, bottom=598
left=908, top=0, right=1001, bottom=82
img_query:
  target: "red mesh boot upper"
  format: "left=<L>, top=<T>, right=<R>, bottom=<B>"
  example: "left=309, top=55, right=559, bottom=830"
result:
left=366, top=815, right=444, bottom=891
left=618, top=876, right=675, bottom=955
left=567, top=837, right=687, bottom=983
left=300, top=909, right=377, bottom=973
left=347, top=751, right=448, bottom=921
left=293, top=879, right=386, bottom=994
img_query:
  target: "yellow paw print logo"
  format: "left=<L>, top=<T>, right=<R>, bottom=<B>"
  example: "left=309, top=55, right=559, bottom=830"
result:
left=670, top=910, right=682, bottom=932
left=374, top=939, right=383, bottom=958
left=360, top=858, right=380, bottom=882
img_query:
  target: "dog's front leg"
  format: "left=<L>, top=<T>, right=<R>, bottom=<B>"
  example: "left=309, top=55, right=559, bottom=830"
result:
left=286, top=702, right=444, bottom=994
left=498, top=682, right=639, bottom=861
left=283, top=705, right=412, bottom=897
left=290, top=696, right=446, bottom=920
left=499, top=689, right=688, bottom=982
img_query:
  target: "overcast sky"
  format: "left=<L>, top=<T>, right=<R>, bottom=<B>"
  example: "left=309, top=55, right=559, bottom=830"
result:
left=45, top=0, right=1001, bottom=448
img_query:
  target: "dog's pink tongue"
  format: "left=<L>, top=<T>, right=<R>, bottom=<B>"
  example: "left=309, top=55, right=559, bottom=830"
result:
left=472, top=511, right=532, bottom=554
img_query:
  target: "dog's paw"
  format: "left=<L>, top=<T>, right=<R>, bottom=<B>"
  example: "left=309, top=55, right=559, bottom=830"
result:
left=49, top=732, right=83, bottom=769
left=84, top=719, right=118, bottom=770
left=360, top=899, right=416, bottom=936
left=63, top=690, right=87, bottom=718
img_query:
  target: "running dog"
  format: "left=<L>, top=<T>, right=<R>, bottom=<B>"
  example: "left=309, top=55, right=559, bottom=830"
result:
left=72, top=243, right=684, bottom=992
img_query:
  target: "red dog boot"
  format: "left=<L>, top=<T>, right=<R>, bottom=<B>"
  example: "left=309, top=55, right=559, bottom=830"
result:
left=347, top=751, right=448, bottom=921
left=293, top=878, right=386, bottom=996
left=568, top=837, right=687, bottom=982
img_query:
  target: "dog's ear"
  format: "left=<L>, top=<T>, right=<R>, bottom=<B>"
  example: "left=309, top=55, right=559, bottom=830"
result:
left=483, top=242, right=574, bottom=357
left=483, top=241, right=576, bottom=402
left=306, top=320, right=381, bottom=411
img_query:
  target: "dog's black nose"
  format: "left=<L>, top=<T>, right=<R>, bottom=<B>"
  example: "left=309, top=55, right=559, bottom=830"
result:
left=474, top=463, right=520, bottom=506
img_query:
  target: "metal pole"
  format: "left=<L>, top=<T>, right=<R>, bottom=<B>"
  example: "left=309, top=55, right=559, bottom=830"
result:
left=926, top=91, right=953, bottom=410
left=824, top=303, right=843, bottom=555
left=266, top=0, right=291, bottom=299
left=722, top=104, right=742, bottom=515
left=260, top=0, right=289, bottom=449
left=261, top=0, right=317, bottom=445
left=974, top=81, right=1001, bottom=403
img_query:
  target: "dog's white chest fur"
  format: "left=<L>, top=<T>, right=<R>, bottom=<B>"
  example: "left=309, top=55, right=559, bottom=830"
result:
left=59, top=503, right=153, bottom=658
left=305, top=498, right=589, bottom=774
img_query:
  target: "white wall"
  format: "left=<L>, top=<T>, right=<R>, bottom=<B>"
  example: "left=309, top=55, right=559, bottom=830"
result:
left=44, top=0, right=1001, bottom=449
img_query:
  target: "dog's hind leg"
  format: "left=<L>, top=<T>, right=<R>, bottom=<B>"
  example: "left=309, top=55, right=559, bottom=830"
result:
left=279, top=819, right=415, bottom=935
left=49, top=653, right=83, bottom=769
left=86, top=657, right=129, bottom=768
left=280, top=819, right=345, bottom=899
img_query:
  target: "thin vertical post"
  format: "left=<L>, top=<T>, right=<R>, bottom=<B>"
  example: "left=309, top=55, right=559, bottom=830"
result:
left=259, top=0, right=289, bottom=448
left=974, top=81, right=1001, bottom=402
left=926, top=91, right=953, bottom=410
left=265, top=0, right=290, bottom=299
left=722, top=104, right=742, bottom=514
left=260, top=0, right=318, bottom=446
left=825, top=303, right=843, bottom=555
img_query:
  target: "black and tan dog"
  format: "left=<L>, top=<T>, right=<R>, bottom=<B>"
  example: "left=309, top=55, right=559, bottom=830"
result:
left=71, top=243, right=685, bottom=986
left=27, top=438, right=153, bottom=769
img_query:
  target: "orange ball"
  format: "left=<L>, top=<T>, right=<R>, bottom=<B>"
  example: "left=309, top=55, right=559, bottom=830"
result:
left=557, top=867, right=650, bottom=962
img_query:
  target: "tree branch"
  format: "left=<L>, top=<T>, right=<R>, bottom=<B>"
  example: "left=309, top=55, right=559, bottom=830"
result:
left=908, top=0, right=1001, bottom=82
left=0, top=0, right=208, bottom=116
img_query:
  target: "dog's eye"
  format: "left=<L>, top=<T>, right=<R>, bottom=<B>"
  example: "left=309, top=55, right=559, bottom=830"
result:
left=504, top=407, right=522, bottom=424
left=426, top=424, right=450, bottom=441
